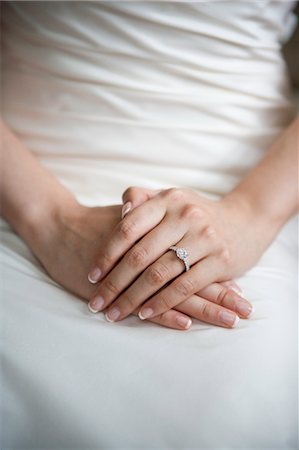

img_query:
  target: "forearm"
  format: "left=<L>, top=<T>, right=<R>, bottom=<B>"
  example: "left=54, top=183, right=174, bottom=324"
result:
left=224, top=117, right=299, bottom=233
left=0, top=119, right=79, bottom=246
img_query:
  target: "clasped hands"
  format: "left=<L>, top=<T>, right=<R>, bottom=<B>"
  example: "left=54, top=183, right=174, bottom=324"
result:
left=87, top=186, right=259, bottom=330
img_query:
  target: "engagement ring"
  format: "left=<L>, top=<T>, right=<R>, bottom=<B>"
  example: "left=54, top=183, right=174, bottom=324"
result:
left=169, top=246, right=190, bottom=272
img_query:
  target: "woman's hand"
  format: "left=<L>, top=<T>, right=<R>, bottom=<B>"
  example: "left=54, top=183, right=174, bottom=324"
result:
left=121, top=187, right=252, bottom=329
left=27, top=200, right=201, bottom=331
left=30, top=202, right=121, bottom=301
left=87, top=186, right=261, bottom=323
left=32, top=199, right=250, bottom=330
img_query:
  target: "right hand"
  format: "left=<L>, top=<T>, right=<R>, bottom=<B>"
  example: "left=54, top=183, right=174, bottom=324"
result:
left=86, top=187, right=254, bottom=329
left=120, top=186, right=253, bottom=326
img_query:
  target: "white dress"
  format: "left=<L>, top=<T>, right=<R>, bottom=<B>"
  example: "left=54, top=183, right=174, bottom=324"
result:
left=1, top=1, right=298, bottom=448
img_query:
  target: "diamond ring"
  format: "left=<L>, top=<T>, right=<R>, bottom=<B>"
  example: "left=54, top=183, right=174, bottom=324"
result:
left=169, top=246, right=190, bottom=272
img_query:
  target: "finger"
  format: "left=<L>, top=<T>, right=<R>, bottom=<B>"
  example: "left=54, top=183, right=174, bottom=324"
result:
left=122, top=186, right=158, bottom=205
left=87, top=300, right=192, bottom=331
left=131, top=307, right=192, bottom=331
left=196, top=282, right=254, bottom=318
left=220, top=280, right=244, bottom=297
left=87, top=195, right=166, bottom=283
left=88, top=216, right=187, bottom=314
left=174, top=294, right=240, bottom=328
left=121, top=186, right=159, bottom=218
left=138, top=255, right=223, bottom=320
left=101, top=229, right=219, bottom=321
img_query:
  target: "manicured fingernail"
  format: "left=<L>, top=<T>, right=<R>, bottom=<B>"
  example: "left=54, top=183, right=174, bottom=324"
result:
left=236, top=300, right=254, bottom=317
left=105, top=307, right=120, bottom=322
left=88, top=267, right=102, bottom=283
left=121, top=202, right=132, bottom=219
left=138, top=307, right=154, bottom=320
left=88, top=295, right=105, bottom=313
left=87, top=303, right=99, bottom=314
left=219, top=311, right=240, bottom=327
left=176, top=316, right=192, bottom=329
left=247, top=304, right=255, bottom=318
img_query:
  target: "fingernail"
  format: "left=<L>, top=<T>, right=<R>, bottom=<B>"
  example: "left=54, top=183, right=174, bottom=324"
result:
left=87, top=303, right=99, bottom=314
left=247, top=304, right=255, bottom=318
left=138, top=307, right=154, bottom=320
left=176, top=316, right=192, bottom=329
left=88, top=295, right=105, bottom=313
left=219, top=311, right=240, bottom=327
left=88, top=267, right=102, bottom=284
left=121, top=202, right=132, bottom=219
left=236, top=300, right=254, bottom=317
left=105, top=307, right=120, bottom=322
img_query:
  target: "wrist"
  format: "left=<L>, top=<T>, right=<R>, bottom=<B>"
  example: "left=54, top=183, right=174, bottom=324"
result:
left=222, top=188, right=284, bottom=237
left=222, top=118, right=299, bottom=234
left=19, top=189, right=84, bottom=252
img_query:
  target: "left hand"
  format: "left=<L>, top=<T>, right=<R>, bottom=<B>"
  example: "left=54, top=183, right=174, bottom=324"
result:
left=87, top=186, right=269, bottom=322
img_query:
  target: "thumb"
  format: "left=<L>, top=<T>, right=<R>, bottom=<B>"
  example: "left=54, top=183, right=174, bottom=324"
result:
left=121, top=186, right=160, bottom=219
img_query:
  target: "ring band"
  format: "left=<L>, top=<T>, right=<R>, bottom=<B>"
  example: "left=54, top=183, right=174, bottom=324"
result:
left=169, top=246, right=190, bottom=272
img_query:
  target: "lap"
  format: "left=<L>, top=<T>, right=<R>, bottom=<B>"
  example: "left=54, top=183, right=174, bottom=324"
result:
left=1, top=215, right=298, bottom=449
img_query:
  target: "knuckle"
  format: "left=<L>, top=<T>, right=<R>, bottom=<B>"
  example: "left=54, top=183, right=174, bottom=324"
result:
left=103, top=278, right=119, bottom=296
left=163, top=187, right=184, bottom=202
left=146, top=263, right=169, bottom=285
left=219, top=247, right=231, bottom=265
left=123, top=186, right=137, bottom=199
left=216, top=287, right=230, bottom=306
left=200, top=300, right=211, bottom=319
left=126, top=245, right=148, bottom=268
left=118, top=218, right=136, bottom=241
left=122, top=292, right=136, bottom=310
left=180, top=204, right=202, bottom=221
left=215, top=241, right=225, bottom=253
left=151, top=312, right=165, bottom=322
left=159, top=294, right=173, bottom=310
left=174, top=278, right=194, bottom=297
left=202, top=225, right=216, bottom=240
left=97, top=252, right=113, bottom=268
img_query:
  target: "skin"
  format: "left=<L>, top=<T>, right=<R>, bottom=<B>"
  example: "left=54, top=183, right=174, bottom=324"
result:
left=0, top=119, right=252, bottom=331
left=86, top=117, right=299, bottom=323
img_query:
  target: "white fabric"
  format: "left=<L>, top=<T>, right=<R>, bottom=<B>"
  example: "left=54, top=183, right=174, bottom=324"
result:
left=1, top=1, right=298, bottom=448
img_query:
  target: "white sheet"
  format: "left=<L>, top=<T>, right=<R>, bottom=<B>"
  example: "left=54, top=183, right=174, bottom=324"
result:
left=1, top=2, right=298, bottom=448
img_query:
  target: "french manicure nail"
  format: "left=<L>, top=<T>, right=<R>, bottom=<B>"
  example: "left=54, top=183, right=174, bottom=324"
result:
left=88, top=295, right=105, bottom=313
left=121, top=202, right=132, bottom=219
left=87, top=303, right=99, bottom=314
left=105, top=307, right=120, bottom=322
left=138, top=307, right=154, bottom=320
left=88, top=267, right=102, bottom=284
left=247, top=305, right=255, bottom=318
left=176, top=316, right=192, bottom=329
left=236, top=300, right=254, bottom=317
left=219, top=311, right=240, bottom=327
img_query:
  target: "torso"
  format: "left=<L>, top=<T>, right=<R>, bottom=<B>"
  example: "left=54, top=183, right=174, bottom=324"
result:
left=2, top=1, right=297, bottom=203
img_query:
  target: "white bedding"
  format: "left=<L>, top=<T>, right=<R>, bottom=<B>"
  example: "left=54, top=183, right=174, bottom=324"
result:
left=1, top=2, right=298, bottom=448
